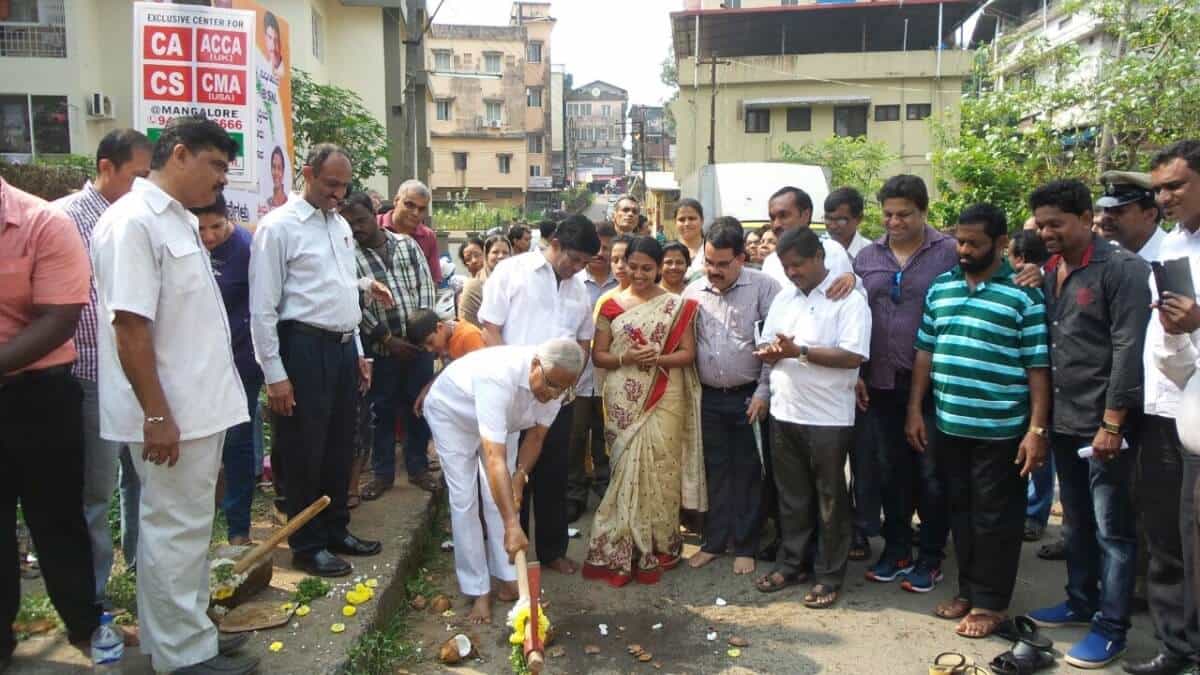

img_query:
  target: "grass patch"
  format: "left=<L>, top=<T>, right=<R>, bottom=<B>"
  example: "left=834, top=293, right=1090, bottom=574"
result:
left=105, top=567, right=138, bottom=623
left=343, top=497, right=448, bottom=675
left=292, top=577, right=332, bottom=606
left=14, top=593, right=63, bottom=640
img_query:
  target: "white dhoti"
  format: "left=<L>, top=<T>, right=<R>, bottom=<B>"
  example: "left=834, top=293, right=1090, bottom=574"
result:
left=426, top=402, right=517, bottom=596
left=129, top=432, right=224, bottom=672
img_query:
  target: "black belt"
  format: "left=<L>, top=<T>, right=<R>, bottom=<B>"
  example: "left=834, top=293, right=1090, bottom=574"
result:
left=0, top=363, right=72, bottom=388
left=280, top=320, right=355, bottom=344
left=701, top=381, right=757, bottom=395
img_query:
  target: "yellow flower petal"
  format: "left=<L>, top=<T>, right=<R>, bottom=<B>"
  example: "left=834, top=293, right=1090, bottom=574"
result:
left=364, top=578, right=379, bottom=588
left=331, top=623, right=346, bottom=633
left=727, top=648, right=742, bottom=658
left=295, top=605, right=310, bottom=617
left=342, top=605, right=357, bottom=617
left=355, top=583, right=368, bottom=593
left=213, top=587, right=233, bottom=600
left=269, top=641, right=284, bottom=652
left=280, top=602, right=296, bottom=612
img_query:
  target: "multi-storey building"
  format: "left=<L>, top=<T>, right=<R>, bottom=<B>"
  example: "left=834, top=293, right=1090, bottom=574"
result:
left=0, top=0, right=427, bottom=197
left=426, top=1, right=554, bottom=209
left=566, top=80, right=627, bottom=186
left=670, top=0, right=981, bottom=197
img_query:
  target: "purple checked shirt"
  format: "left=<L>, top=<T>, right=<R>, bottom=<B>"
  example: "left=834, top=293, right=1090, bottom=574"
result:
left=853, top=225, right=958, bottom=391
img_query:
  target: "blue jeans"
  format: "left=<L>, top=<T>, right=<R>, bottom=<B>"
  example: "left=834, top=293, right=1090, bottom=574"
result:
left=851, top=409, right=882, bottom=538
left=369, top=352, right=434, bottom=481
left=222, top=372, right=263, bottom=540
left=1026, top=452, right=1056, bottom=526
left=1053, top=432, right=1137, bottom=641
left=869, top=385, right=949, bottom=566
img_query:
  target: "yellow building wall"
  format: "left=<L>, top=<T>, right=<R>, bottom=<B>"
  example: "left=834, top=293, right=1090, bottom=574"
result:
left=429, top=136, right=527, bottom=198
left=671, top=50, right=970, bottom=194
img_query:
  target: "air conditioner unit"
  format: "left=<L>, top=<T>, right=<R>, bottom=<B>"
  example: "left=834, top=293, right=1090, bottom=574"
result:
left=87, top=92, right=115, bottom=119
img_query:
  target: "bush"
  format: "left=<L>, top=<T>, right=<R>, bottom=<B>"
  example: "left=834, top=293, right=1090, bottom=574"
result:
left=0, top=161, right=89, bottom=201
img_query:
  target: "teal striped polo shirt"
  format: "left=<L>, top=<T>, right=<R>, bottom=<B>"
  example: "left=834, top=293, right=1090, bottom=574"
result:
left=914, top=260, right=1050, bottom=440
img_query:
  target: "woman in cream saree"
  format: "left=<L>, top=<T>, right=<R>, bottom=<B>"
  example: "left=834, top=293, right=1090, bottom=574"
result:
left=581, top=237, right=705, bottom=587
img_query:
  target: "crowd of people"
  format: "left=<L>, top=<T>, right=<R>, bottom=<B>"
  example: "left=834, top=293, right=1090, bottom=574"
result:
left=2, top=112, right=1200, bottom=674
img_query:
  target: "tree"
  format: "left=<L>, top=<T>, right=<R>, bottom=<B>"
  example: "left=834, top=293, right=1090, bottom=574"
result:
left=779, top=136, right=896, bottom=237
left=933, top=0, right=1200, bottom=225
left=291, top=68, right=389, bottom=187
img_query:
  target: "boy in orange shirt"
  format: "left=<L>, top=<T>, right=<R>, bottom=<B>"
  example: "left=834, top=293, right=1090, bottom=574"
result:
left=408, top=309, right=487, bottom=418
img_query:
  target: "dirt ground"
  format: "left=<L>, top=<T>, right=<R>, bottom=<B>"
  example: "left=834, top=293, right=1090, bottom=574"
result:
left=402, top=507, right=1158, bottom=675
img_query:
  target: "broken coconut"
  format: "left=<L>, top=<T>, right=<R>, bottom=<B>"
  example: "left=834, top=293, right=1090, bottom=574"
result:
left=429, top=595, right=451, bottom=614
left=410, top=594, right=428, bottom=610
left=584, top=645, right=601, bottom=655
left=728, top=636, right=751, bottom=647
left=438, top=634, right=474, bottom=664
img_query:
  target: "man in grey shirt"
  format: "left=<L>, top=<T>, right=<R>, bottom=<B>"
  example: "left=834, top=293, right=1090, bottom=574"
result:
left=684, top=217, right=780, bottom=577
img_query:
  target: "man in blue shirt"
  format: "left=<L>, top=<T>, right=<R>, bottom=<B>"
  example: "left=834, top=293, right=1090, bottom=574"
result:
left=196, top=194, right=262, bottom=546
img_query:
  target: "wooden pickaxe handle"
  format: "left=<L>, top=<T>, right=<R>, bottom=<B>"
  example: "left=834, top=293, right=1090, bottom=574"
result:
left=514, top=549, right=545, bottom=672
left=232, top=495, right=331, bottom=575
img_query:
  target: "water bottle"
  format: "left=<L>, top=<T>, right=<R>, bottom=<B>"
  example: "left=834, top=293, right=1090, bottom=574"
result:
left=91, top=612, right=124, bottom=672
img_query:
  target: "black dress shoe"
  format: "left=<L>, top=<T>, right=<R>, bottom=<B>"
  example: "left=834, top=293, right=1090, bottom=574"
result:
left=293, top=549, right=353, bottom=577
left=217, top=631, right=248, bottom=655
left=329, top=533, right=382, bottom=557
left=1122, top=652, right=1192, bottom=675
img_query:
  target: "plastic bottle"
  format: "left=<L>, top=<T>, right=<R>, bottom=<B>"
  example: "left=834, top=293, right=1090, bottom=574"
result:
left=91, top=612, right=124, bottom=672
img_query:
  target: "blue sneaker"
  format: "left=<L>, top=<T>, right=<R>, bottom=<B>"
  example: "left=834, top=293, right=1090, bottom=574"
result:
left=1064, top=629, right=1125, bottom=668
left=899, top=561, right=943, bottom=593
left=864, top=556, right=913, bottom=583
left=1027, top=600, right=1092, bottom=627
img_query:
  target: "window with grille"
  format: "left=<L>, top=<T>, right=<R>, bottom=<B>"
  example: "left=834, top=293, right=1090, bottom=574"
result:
left=436, top=100, right=451, bottom=121
left=528, top=135, right=544, bottom=153
left=834, top=105, right=867, bottom=138
left=453, top=152, right=468, bottom=171
left=745, top=109, right=769, bottom=133
left=875, top=105, right=900, bottom=122
left=527, top=87, right=542, bottom=107
left=484, top=52, right=501, bottom=74
left=0, top=0, right=67, bottom=58
left=0, top=94, right=69, bottom=155
left=497, top=154, right=511, bottom=174
left=485, top=102, right=502, bottom=124
left=434, top=50, right=452, bottom=71
left=907, top=103, right=932, bottom=120
left=529, top=164, right=542, bottom=177
left=786, top=107, right=811, bottom=131
left=311, top=8, right=323, bottom=61
left=527, top=41, right=542, bottom=63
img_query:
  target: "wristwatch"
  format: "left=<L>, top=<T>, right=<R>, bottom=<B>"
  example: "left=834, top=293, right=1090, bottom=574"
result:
left=1028, top=425, right=1048, bottom=439
left=1100, top=419, right=1123, bottom=436
left=798, top=344, right=809, bottom=363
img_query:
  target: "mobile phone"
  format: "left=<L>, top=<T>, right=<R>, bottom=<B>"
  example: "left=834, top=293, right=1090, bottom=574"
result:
left=754, top=319, right=765, bottom=345
left=1152, top=258, right=1196, bottom=300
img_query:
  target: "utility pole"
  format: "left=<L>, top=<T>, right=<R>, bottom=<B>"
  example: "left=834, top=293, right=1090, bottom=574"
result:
left=697, top=55, right=728, bottom=166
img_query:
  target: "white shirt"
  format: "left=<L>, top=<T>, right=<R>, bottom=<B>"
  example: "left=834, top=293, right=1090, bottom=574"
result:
left=250, top=194, right=362, bottom=384
left=761, top=270, right=872, bottom=427
left=478, top=250, right=595, bottom=346
left=762, top=237, right=855, bottom=292
left=91, top=178, right=248, bottom=442
left=1156, top=331, right=1200, bottom=454
left=843, top=232, right=872, bottom=260
left=424, top=345, right=561, bottom=445
left=1144, top=224, right=1200, bottom=418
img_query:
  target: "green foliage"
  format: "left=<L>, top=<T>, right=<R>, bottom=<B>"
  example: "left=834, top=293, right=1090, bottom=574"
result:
left=779, top=136, right=896, bottom=238
left=933, top=0, right=1200, bottom=227
left=36, top=153, right=95, bottom=174
left=291, top=68, right=389, bottom=187
left=292, top=576, right=332, bottom=606
left=344, top=611, right=419, bottom=674
left=14, top=594, right=62, bottom=639
left=0, top=160, right=88, bottom=201
left=433, top=193, right=524, bottom=233
left=510, top=643, right=533, bottom=675
left=105, top=568, right=138, bottom=622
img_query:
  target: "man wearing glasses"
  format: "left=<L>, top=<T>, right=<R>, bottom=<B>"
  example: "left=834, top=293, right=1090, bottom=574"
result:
left=824, top=187, right=873, bottom=261
left=422, top=338, right=586, bottom=624
left=479, top=214, right=601, bottom=576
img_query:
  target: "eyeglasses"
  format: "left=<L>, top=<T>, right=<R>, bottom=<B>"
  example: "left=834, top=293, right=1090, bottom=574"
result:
left=889, top=270, right=903, bottom=304
left=537, top=363, right=575, bottom=401
left=825, top=216, right=852, bottom=227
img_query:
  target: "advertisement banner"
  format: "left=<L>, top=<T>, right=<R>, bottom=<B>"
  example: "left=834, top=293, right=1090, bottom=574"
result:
left=135, top=1, right=293, bottom=228
left=134, top=2, right=256, bottom=181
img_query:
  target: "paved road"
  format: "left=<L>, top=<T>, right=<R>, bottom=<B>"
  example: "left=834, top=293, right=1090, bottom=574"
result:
left=405, top=508, right=1156, bottom=674
left=584, top=193, right=610, bottom=222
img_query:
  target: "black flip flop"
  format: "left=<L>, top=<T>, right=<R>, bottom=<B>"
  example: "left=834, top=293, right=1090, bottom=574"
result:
left=989, top=638, right=1055, bottom=674
left=993, top=616, right=1052, bottom=650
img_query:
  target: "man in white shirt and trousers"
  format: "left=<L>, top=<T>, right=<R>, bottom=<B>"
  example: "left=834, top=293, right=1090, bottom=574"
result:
left=479, top=214, right=601, bottom=576
left=423, top=339, right=586, bottom=624
left=251, top=143, right=380, bottom=579
left=92, top=116, right=257, bottom=674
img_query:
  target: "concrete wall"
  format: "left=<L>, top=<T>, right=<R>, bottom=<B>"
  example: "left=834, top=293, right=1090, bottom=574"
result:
left=670, top=49, right=972, bottom=192
left=429, top=136, right=526, bottom=195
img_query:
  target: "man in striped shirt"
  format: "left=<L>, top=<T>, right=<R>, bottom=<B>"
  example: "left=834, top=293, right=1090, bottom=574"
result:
left=53, top=128, right=151, bottom=602
left=906, top=203, right=1051, bottom=639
